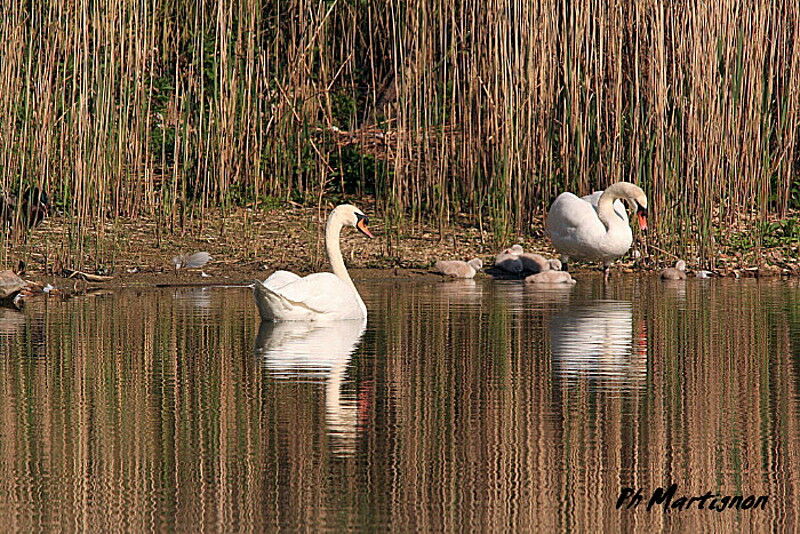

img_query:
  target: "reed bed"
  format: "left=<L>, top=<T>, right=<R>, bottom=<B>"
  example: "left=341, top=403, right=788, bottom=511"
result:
left=0, top=0, right=798, bottom=264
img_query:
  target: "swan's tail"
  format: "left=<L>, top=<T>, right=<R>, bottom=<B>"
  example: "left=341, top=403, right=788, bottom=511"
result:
left=252, top=280, right=279, bottom=321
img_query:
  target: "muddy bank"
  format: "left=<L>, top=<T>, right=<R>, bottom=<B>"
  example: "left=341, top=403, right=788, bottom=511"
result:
left=3, top=202, right=798, bottom=297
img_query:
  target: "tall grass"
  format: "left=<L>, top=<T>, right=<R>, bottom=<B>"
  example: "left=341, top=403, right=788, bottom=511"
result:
left=1, top=0, right=798, bottom=261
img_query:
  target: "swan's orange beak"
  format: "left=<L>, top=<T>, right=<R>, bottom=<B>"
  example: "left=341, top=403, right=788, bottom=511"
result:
left=637, top=207, right=648, bottom=233
left=356, top=216, right=375, bottom=238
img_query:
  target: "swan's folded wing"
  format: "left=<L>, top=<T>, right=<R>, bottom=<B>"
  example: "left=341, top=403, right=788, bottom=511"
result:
left=547, top=192, right=597, bottom=230
left=581, top=191, right=603, bottom=207
left=263, top=270, right=302, bottom=290
left=266, top=273, right=363, bottom=317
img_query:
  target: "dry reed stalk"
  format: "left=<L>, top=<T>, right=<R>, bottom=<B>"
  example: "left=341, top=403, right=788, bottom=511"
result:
left=0, top=0, right=797, bottom=266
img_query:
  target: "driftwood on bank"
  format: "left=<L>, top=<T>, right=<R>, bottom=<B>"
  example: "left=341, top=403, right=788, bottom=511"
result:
left=62, top=269, right=114, bottom=282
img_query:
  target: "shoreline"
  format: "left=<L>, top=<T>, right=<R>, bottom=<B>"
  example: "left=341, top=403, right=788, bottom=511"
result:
left=2, top=203, right=798, bottom=296
left=20, top=265, right=800, bottom=302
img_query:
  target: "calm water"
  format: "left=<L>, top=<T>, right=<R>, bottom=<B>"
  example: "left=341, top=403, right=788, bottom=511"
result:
left=0, top=276, right=799, bottom=532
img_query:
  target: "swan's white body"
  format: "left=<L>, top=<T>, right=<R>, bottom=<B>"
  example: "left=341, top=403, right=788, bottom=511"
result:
left=254, top=271, right=366, bottom=321
left=253, top=205, right=372, bottom=321
left=545, top=182, right=648, bottom=270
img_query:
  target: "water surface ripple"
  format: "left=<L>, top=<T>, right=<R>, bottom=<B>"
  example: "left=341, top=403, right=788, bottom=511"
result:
left=0, top=277, right=797, bottom=532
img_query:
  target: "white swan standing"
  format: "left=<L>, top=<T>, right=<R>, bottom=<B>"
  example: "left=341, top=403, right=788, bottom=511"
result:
left=253, top=204, right=374, bottom=321
left=545, top=182, right=648, bottom=279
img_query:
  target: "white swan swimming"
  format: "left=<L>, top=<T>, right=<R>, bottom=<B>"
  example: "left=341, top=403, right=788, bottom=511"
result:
left=253, top=204, right=374, bottom=321
left=545, top=182, right=648, bottom=278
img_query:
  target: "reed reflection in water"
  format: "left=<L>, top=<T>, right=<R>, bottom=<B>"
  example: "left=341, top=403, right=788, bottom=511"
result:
left=0, top=278, right=797, bottom=532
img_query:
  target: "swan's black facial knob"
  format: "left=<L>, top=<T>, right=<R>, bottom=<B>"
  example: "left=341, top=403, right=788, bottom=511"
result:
left=355, top=213, right=374, bottom=238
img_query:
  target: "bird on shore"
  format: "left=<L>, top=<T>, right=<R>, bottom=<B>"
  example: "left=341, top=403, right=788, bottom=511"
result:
left=0, top=270, right=31, bottom=310
left=494, top=245, right=524, bottom=274
left=435, top=258, right=483, bottom=279
left=525, top=270, right=576, bottom=285
left=519, top=252, right=550, bottom=274
left=545, top=181, right=648, bottom=280
left=660, top=260, right=687, bottom=280
left=253, top=204, right=374, bottom=321
left=695, top=270, right=716, bottom=279
left=173, top=251, right=212, bottom=270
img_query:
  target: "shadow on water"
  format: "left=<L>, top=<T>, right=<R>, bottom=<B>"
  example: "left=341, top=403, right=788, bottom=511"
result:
left=0, top=278, right=797, bottom=531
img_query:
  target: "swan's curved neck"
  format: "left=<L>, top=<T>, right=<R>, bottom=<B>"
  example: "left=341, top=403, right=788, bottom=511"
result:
left=326, top=213, right=354, bottom=287
left=325, top=209, right=367, bottom=318
left=597, top=183, right=634, bottom=230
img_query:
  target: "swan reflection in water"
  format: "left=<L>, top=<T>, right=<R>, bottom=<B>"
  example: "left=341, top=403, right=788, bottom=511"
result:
left=549, top=300, right=647, bottom=391
left=523, top=282, right=575, bottom=307
left=436, top=279, right=485, bottom=304
left=172, top=287, right=213, bottom=320
left=255, top=319, right=367, bottom=456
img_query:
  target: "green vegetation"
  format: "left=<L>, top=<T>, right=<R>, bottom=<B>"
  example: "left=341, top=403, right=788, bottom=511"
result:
left=761, top=218, right=800, bottom=249
left=0, top=0, right=798, bottom=263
